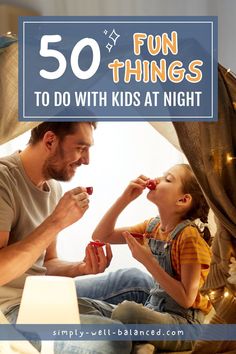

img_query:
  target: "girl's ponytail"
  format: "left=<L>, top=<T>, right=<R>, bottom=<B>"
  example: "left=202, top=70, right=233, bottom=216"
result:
left=199, top=216, right=212, bottom=246
left=179, top=164, right=212, bottom=246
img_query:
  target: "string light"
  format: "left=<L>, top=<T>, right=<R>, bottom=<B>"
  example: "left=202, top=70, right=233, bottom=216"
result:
left=224, top=291, right=229, bottom=298
left=208, top=290, right=216, bottom=301
left=226, top=153, right=236, bottom=163
left=4, top=31, right=17, bottom=39
left=207, top=288, right=236, bottom=302
left=225, top=68, right=236, bottom=77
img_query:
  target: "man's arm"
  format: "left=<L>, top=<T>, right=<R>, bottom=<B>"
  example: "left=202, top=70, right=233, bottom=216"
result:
left=0, top=218, right=61, bottom=286
left=0, top=187, right=89, bottom=286
left=44, top=240, right=112, bottom=276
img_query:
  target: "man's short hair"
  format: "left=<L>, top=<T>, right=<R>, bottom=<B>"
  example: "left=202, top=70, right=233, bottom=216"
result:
left=29, top=122, right=97, bottom=145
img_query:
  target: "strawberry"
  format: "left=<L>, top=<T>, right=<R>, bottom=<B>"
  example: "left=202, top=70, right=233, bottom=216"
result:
left=89, top=241, right=105, bottom=247
left=86, top=187, right=93, bottom=195
left=146, top=179, right=156, bottom=190
left=130, top=232, right=144, bottom=240
left=129, top=232, right=145, bottom=245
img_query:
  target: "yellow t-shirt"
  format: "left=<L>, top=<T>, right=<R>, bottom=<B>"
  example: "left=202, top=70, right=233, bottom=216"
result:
left=129, top=218, right=212, bottom=314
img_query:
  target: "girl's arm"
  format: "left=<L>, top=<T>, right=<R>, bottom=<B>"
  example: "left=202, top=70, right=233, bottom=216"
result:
left=147, top=258, right=201, bottom=308
left=92, top=176, right=148, bottom=244
left=123, top=232, right=201, bottom=308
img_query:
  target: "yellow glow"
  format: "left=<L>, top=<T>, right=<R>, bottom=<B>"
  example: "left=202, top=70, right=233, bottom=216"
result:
left=209, top=290, right=215, bottom=300
left=226, top=153, right=236, bottom=163
left=224, top=291, right=229, bottom=298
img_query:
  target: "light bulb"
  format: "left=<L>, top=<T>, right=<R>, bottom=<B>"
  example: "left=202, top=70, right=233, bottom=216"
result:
left=226, top=153, right=236, bottom=163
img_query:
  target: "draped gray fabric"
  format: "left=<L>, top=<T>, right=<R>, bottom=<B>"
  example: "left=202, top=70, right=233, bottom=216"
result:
left=174, top=65, right=236, bottom=354
left=174, top=64, right=236, bottom=290
left=0, top=40, right=39, bottom=145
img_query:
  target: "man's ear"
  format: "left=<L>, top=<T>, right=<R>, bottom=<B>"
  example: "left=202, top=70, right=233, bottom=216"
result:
left=176, top=194, right=192, bottom=206
left=43, top=131, right=57, bottom=151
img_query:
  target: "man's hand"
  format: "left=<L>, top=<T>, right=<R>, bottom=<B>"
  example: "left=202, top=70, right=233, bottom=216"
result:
left=51, top=187, right=90, bottom=230
left=78, top=243, right=112, bottom=275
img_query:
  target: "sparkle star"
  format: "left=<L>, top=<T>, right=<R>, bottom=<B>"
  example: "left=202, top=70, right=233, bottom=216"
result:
left=106, top=43, right=113, bottom=52
left=109, top=29, right=120, bottom=46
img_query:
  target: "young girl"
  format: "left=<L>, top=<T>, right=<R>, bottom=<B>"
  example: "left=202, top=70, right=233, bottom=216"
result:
left=92, top=164, right=212, bottom=352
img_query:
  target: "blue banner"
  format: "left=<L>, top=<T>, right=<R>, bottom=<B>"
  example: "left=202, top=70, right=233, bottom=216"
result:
left=1, top=324, right=236, bottom=341
left=18, top=16, right=217, bottom=121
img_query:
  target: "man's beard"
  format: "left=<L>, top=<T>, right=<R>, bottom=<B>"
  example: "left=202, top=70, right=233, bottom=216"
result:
left=42, top=144, right=76, bottom=182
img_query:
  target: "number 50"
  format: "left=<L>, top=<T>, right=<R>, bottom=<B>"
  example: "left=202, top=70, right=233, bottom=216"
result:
left=39, top=35, right=101, bottom=80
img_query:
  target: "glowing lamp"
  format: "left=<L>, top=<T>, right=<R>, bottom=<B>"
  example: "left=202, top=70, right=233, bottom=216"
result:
left=17, top=276, right=80, bottom=353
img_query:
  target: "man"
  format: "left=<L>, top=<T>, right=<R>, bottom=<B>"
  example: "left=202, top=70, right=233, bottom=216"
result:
left=0, top=121, right=152, bottom=353
left=0, top=121, right=113, bottom=312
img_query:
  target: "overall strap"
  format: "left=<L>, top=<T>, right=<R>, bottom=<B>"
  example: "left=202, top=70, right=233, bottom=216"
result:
left=170, top=219, right=197, bottom=240
left=146, top=216, right=160, bottom=234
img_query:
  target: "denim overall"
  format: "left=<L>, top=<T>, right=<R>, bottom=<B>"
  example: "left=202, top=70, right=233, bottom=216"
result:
left=144, top=217, right=204, bottom=324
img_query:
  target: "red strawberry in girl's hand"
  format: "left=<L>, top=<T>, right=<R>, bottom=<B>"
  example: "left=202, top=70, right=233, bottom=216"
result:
left=86, top=187, right=93, bottom=195
left=146, top=179, right=156, bottom=190
left=129, top=232, right=145, bottom=245
left=130, top=232, right=144, bottom=240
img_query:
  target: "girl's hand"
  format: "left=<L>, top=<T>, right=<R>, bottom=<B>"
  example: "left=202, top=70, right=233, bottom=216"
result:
left=120, top=175, right=149, bottom=203
left=122, top=231, right=154, bottom=266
